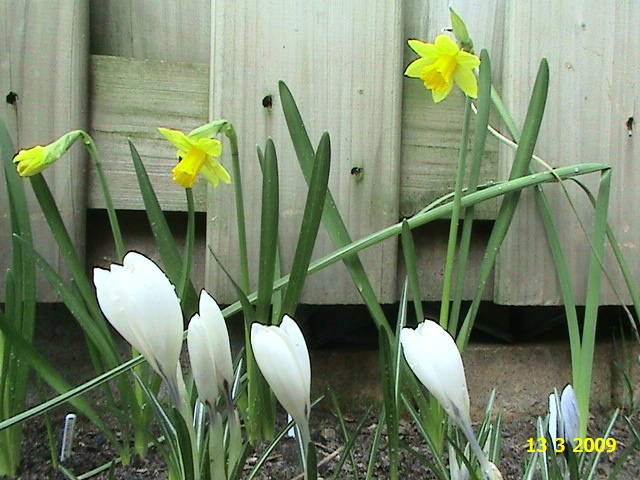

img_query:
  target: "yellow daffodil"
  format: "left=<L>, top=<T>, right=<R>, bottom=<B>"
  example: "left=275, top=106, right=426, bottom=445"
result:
left=13, top=130, right=83, bottom=176
left=405, top=34, right=480, bottom=103
left=158, top=127, right=230, bottom=188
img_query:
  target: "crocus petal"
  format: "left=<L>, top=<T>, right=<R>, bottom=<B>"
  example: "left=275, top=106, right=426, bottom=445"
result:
left=453, top=67, right=478, bottom=98
left=158, top=127, right=194, bottom=152
left=94, top=252, right=183, bottom=382
left=279, top=315, right=311, bottom=401
left=188, top=314, right=220, bottom=407
left=401, top=321, right=471, bottom=426
left=404, top=57, right=430, bottom=78
left=198, top=290, right=234, bottom=397
left=434, top=34, right=459, bottom=56
left=560, top=385, right=579, bottom=445
left=251, top=323, right=309, bottom=427
left=456, top=50, right=481, bottom=69
left=407, top=39, right=438, bottom=62
left=548, top=392, right=559, bottom=450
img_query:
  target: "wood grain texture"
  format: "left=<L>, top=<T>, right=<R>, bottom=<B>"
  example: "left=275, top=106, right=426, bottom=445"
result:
left=0, top=0, right=89, bottom=301
left=400, top=0, right=505, bottom=217
left=495, top=0, right=639, bottom=305
left=90, top=0, right=211, bottom=63
left=207, top=0, right=404, bottom=304
left=88, top=55, right=209, bottom=211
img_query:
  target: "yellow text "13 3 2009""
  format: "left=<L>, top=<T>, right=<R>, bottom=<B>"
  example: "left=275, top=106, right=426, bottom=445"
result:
left=526, top=437, right=616, bottom=453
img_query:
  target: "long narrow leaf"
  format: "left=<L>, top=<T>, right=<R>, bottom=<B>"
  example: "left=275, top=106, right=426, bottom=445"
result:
left=129, top=140, right=196, bottom=314
left=457, top=58, right=549, bottom=350
left=281, top=132, right=331, bottom=317
left=400, top=220, right=424, bottom=322
left=279, top=81, right=393, bottom=339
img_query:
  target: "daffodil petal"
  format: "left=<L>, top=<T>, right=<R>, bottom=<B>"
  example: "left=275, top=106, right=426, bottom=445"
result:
left=158, top=127, right=194, bottom=152
left=407, top=39, right=438, bottom=62
left=201, top=160, right=231, bottom=186
left=456, top=50, right=480, bottom=69
left=194, top=137, right=222, bottom=157
left=431, top=83, right=453, bottom=103
left=434, top=34, right=459, bottom=56
left=404, top=57, right=430, bottom=78
left=453, top=67, right=478, bottom=98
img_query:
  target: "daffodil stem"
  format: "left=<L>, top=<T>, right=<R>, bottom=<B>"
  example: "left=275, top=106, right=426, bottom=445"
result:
left=224, top=123, right=250, bottom=293
left=81, top=133, right=125, bottom=262
left=440, top=97, right=472, bottom=332
left=178, top=188, right=195, bottom=301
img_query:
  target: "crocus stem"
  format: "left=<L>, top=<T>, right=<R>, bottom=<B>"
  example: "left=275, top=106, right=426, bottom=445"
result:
left=440, top=97, right=472, bottom=332
left=209, top=412, right=226, bottom=480
left=458, top=420, right=492, bottom=480
left=226, top=407, right=242, bottom=475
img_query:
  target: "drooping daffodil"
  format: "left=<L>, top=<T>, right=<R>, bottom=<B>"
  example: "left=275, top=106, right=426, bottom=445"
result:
left=404, top=34, right=480, bottom=103
left=157, top=127, right=230, bottom=188
left=94, top=251, right=185, bottom=407
left=401, top=320, right=502, bottom=480
left=548, top=384, right=580, bottom=450
left=187, top=290, right=235, bottom=409
left=13, top=130, right=84, bottom=176
left=251, top=316, right=311, bottom=449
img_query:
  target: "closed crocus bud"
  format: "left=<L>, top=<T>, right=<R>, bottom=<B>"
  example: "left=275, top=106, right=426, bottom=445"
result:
left=401, top=320, right=471, bottom=428
left=187, top=290, right=235, bottom=408
left=94, top=251, right=184, bottom=403
left=549, top=384, right=580, bottom=449
left=251, top=316, right=311, bottom=446
left=13, top=130, right=84, bottom=176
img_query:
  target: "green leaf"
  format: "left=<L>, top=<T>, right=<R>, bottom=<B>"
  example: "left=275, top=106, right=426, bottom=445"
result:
left=128, top=140, right=196, bottom=314
left=457, top=58, right=549, bottom=350
left=256, top=138, right=279, bottom=325
left=450, top=49, right=492, bottom=335
left=400, top=221, right=424, bottom=322
left=329, top=405, right=372, bottom=480
left=281, top=132, right=331, bottom=317
left=365, top=407, right=385, bottom=480
left=279, top=81, right=392, bottom=339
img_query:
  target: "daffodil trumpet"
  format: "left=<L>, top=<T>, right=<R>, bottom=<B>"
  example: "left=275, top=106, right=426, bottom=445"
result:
left=401, top=321, right=502, bottom=480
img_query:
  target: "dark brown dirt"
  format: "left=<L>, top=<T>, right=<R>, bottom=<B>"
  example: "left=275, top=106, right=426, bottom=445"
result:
left=10, top=405, right=640, bottom=479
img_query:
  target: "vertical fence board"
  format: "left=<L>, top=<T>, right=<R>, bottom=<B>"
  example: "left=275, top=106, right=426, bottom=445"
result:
left=90, top=0, right=211, bottom=62
left=0, top=0, right=89, bottom=300
left=207, top=0, right=403, bottom=304
left=495, top=1, right=639, bottom=305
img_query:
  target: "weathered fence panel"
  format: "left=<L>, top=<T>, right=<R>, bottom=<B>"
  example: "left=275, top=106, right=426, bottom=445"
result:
left=495, top=0, right=639, bottom=305
left=0, top=0, right=89, bottom=300
left=206, top=0, right=404, bottom=304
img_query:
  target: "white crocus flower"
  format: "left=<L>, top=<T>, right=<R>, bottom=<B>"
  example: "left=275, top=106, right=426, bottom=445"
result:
left=94, top=251, right=184, bottom=405
left=251, top=316, right=311, bottom=448
left=401, top=320, right=502, bottom=480
left=549, top=384, right=579, bottom=450
left=187, top=290, right=235, bottom=408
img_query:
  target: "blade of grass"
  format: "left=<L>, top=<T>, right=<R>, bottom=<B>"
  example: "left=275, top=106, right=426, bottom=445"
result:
left=329, top=405, right=372, bottom=480
left=327, top=388, right=359, bottom=480
left=365, top=406, right=385, bottom=480
left=457, top=58, right=549, bottom=350
left=450, top=50, right=492, bottom=335
left=279, top=81, right=393, bottom=340
left=281, top=132, right=331, bottom=317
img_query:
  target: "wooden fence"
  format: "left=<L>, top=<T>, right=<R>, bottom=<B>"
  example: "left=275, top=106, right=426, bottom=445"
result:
left=0, top=0, right=637, bottom=305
